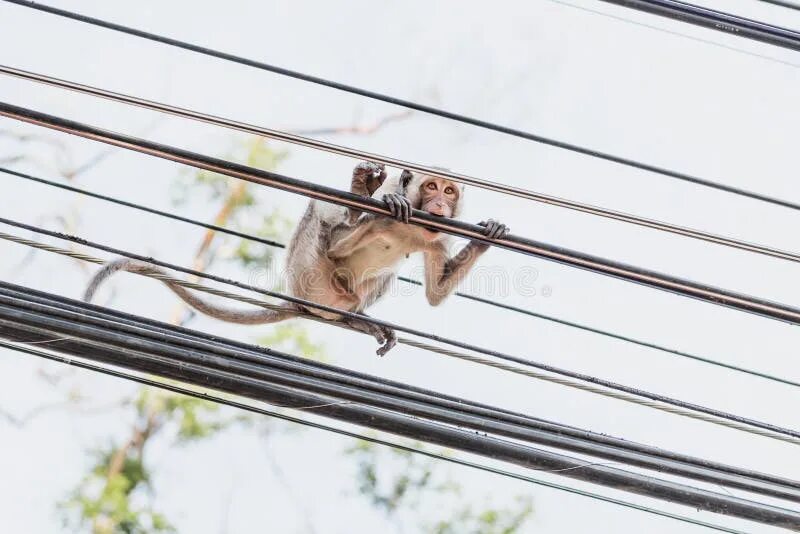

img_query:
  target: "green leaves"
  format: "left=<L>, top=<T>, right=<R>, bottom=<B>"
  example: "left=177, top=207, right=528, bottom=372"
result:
left=431, top=497, right=534, bottom=534
left=170, top=137, right=287, bottom=206
left=347, top=440, right=533, bottom=533
left=62, top=448, right=174, bottom=534
left=258, top=323, right=325, bottom=360
left=62, top=386, right=248, bottom=533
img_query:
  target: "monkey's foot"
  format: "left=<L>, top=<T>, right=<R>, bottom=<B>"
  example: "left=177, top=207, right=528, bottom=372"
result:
left=342, top=316, right=396, bottom=356
left=353, top=161, right=384, bottom=176
left=375, top=327, right=397, bottom=357
left=353, top=161, right=387, bottom=196
left=362, top=321, right=397, bottom=356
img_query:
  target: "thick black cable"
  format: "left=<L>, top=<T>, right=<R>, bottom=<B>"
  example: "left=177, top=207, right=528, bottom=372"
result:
left=3, top=281, right=798, bottom=502
left=4, top=101, right=800, bottom=328
left=596, top=0, right=800, bottom=51
left=3, top=0, right=800, bottom=212
left=547, top=0, right=800, bottom=69
left=0, top=292, right=797, bottom=528
left=2, top=216, right=800, bottom=446
left=0, top=341, right=754, bottom=534
left=757, top=0, right=800, bottom=12
left=6, top=66, right=800, bottom=266
left=4, top=166, right=795, bottom=389
left=8, top=280, right=798, bottom=497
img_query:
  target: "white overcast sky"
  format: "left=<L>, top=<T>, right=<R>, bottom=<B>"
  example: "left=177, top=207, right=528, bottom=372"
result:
left=1, top=0, right=800, bottom=532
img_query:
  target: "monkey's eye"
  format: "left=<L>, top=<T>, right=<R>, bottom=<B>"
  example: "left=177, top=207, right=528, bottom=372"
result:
left=426, top=182, right=437, bottom=191
left=444, top=186, right=455, bottom=195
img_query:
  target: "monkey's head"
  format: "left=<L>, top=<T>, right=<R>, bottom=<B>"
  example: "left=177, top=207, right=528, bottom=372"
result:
left=402, top=170, right=464, bottom=219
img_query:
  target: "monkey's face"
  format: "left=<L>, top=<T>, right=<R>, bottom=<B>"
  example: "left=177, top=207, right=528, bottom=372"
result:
left=418, top=177, right=460, bottom=218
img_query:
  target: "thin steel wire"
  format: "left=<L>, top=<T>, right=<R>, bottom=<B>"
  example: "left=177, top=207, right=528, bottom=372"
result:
left=5, top=101, right=800, bottom=327
left=0, top=340, right=751, bottom=534
left=3, top=0, right=800, bottom=212
left=3, top=65, right=800, bottom=266
left=2, top=226, right=798, bottom=446
left=3, top=166, right=796, bottom=388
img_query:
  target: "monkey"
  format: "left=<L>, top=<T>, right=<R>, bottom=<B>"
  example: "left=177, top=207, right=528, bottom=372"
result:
left=84, top=162, right=508, bottom=356
left=327, top=166, right=509, bottom=309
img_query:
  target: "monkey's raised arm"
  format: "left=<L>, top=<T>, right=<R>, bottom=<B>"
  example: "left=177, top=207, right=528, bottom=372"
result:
left=422, top=220, right=509, bottom=306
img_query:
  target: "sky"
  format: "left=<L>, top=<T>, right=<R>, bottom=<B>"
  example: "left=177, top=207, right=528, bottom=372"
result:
left=1, top=0, right=800, bottom=532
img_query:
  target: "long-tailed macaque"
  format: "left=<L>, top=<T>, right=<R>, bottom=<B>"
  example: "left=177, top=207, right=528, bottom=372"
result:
left=84, top=162, right=508, bottom=355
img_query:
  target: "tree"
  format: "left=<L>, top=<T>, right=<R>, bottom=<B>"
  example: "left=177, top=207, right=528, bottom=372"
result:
left=1, top=123, right=534, bottom=533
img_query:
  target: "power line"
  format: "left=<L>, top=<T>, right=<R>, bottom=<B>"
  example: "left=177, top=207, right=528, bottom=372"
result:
left=596, top=0, right=800, bottom=51
left=757, top=0, right=800, bottom=12
left=4, top=101, right=800, bottom=328
left=0, top=286, right=798, bottom=528
left=3, top=220, right=800, bottom=447
left=0, top=167, right=285, bottom=248
left=3, top=1, right=800, bottom=213
left=0, top=1, right=796, bottom=526
left=14, top=280, right=799, bottom=498
left=547, top=0, right=800, bottom=69
left=0, top=167, right=800, bottom=387
left=0, top=341, right=754, bottom=534
left=5, top=66, right=800, bottom=266
left=4, top=165, right=797, bottom=390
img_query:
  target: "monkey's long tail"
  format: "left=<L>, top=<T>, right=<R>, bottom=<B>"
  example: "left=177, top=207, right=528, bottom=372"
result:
left=84, top=258, right=298, bottom=325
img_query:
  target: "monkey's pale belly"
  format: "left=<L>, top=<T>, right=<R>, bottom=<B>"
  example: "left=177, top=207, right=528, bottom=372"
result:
left=338, top=240, right=408, bottom=286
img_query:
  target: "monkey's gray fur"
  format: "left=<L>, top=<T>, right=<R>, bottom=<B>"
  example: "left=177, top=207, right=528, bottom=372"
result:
left=84, top=162, right=508, bottom=356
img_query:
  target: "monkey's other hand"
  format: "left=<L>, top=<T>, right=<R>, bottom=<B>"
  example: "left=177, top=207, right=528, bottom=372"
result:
left=382, top=193, right=412, bottom=224
left=376, top=327, right=398, bottom=356
left=353, top=161, right=387, bottom=196
left=478, top=219, right=510, bottom=240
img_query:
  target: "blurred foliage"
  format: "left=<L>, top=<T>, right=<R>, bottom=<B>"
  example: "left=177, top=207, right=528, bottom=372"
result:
left=60, top=137, right=309, bottom=533
left=61, top=388, right=245, bottom=534
left=171, top=137, right=292, bottom=271
left=2, top=131, right=533, bottom=533
left=430, top=497, right=534, bottom=534
left=170, top=137, right=287, bottom=205
left=347, top=440, right=533, bottom=533
left=347, top=439, right=435, bottom=514
left=223, top=213, right=293, bottom=269
left=258, top=323, right=325, bottom=362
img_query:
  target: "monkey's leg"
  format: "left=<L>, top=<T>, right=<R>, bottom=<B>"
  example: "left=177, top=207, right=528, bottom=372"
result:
left=330, top=274, right=361, bottom=308
left=328, top=222, right=385, bottom=260
left=342, top=314, right=397, bottom=357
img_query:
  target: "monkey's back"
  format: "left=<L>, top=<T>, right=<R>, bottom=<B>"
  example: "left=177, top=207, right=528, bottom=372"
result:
left=283, top=200, right=352, bottom=319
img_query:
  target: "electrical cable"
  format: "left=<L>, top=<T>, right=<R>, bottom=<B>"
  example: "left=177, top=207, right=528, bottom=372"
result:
left=3, top=0, right=800, bottom=212
left=4, top=102, right=800, bottom=327
left=4, top=65, right=800, bottom=266
left=546, top=0, right=800, bottom=69
left=0, top=291, right=798, bottom=528
left=7, top=280, right=798, bottom=499
left=2, top=221, right=799, bottom=447
left=4, top=165, right=797, bottom=389
left=596, top=0, right=800, bottom=51
left=757, top=0, right=800, bottom=12
left=0, top=339, right=754, bottom=534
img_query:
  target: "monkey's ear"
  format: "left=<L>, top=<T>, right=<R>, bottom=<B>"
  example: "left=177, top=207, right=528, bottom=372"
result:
left=400, top=170, right=414, bottom=188
left=452, top=185, right=465, bottom=219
